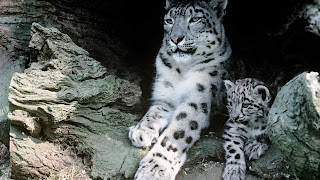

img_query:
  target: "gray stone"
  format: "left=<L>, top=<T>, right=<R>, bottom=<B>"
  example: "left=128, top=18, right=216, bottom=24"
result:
left=9, top=23, right=144, bottom=180
left=267, top=72, right=320, bottom=179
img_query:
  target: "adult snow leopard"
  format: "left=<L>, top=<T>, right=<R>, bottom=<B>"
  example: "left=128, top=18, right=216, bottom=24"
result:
left=223, top=78, right=271, bottom=180
left=129, top=0, right=232, bottom=179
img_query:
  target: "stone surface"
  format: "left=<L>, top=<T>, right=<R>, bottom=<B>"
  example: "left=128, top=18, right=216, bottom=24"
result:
left=268, top=72, right=320, bottom=179
left=8, top=23, right=144, bottom=180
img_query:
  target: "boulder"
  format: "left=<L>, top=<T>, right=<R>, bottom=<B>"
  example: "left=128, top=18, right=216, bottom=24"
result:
left=268, top=72, right=320, bottom=179
left=8, top=23, right=144, bottom=179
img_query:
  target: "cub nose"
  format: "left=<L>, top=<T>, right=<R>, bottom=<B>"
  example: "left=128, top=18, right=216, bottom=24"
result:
left=171, top=37, right=184, bottom=44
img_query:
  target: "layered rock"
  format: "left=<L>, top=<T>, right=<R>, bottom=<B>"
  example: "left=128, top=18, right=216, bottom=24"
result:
left=8, top=23, right=143, bottom=179
left=268, top=72, right=320, bottom=179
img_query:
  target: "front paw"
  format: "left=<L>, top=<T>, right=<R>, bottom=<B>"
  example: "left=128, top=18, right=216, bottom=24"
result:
left=129, top=124, right=159, bottom=148
left=134, top=155, right=175, bottom=180
left=222, top=163, right=246, bottom=180
left=244, top=142, right=268, bottom=160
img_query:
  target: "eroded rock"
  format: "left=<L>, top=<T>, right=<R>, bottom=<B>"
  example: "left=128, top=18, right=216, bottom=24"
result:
left=9, top=23, right=144, bottom=179
left=268, top=72, right=320, bottom=179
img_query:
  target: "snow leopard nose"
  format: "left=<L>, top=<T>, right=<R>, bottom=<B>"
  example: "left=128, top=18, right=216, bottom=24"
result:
left=171, top=37, right=184, bottom=44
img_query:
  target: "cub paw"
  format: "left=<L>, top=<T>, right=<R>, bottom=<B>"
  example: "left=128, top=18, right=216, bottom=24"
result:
left=134, top=156, right=175, bottom=180
left=129, top=124, right=159, bottom=148
left=222, top=163, right=246, bottom=180
left=244, top=142, right=268, bottom=160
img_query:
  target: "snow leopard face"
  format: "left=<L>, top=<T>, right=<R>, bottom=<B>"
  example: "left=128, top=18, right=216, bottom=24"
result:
left=224, top=78, right=271, bottom=123
left=163, top=0, right=228, bottom=63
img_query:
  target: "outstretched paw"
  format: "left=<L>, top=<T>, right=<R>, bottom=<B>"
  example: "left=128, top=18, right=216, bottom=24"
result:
left=222, top=163, right=246, bottom=180
left=129, top=124, right=159, bottom=148
left=134, top=155, right=176, bottom=180
left=244, top=141, right=268, bottom=160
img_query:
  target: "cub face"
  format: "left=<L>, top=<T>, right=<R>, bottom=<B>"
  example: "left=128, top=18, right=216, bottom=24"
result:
left=224, top=79, right=271, bottom=122
left=163, top=0, right=228, bottom=63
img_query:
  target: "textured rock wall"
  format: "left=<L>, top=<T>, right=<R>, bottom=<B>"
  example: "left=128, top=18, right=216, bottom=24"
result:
left=8, top=23, right=143, bottom=180
left=268, top=72, right=320, bottom=179
left=0, top=0, right=138, bottom=146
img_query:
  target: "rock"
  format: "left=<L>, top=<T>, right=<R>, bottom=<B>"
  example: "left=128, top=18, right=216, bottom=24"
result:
left=267, top=72, right=320, bottom=179
left=9, top=23, right=144, bottom=179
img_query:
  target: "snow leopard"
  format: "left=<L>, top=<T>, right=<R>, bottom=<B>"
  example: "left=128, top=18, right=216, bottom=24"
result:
left=129, top=0, right=232, bottom=179
left=222, top=78, right=271, bottom=180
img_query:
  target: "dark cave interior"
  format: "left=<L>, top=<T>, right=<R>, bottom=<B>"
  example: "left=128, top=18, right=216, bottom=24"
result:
left=44, top=0, right=320, bottom=116
left=70, top=0, right=320, bottom=82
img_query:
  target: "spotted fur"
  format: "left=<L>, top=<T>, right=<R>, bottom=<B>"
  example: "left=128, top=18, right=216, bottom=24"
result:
left=129, top=0, right=232, bottom=179
left=222, top=78, right=271, bottom=180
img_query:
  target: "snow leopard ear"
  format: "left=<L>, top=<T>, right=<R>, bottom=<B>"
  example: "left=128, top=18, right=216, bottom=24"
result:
left=207, top=0, right=228, bottom=19
left=165, top=0, right=177, bottom=10
left=253, top=85, right=271, bottom=102
left=224, top=80, right=234, bottom=91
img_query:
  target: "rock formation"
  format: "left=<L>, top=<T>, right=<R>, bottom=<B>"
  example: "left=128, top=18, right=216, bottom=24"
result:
left=268, top=72, right=320, bottom=179
left=8, top=23, right=144, bottom=180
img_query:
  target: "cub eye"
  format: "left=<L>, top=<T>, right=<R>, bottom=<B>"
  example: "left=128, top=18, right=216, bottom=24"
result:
left=242, top=103, right=250, bottom=108
left=165, top=18, right=173, bottom=24
left=189, top=17, right=202, bottom=23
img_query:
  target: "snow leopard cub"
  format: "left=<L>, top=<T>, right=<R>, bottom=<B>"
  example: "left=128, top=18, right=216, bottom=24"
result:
left=222, top=78, right=271, bottom=180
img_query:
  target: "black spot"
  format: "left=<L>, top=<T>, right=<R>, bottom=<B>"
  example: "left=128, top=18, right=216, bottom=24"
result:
left=139, top=136, right=143, bottom=141
left=190, top=120, right=198, bottom=130
left=213, top=27, right=218, bottom=35
left=176, top=112, right=187, bottom=120
left=226, top=145, right=232, bottom=150
left=222, top=72, right=228, bottom=80
left=161, top=136, right=168, bottom=147
left=173, top=147, right=178, bottom=152
left=206, top=45, right=211, bottom=49
left=156, top=153, right=162, bottom=157
left=176, top=68, right=181, bottom=74
left=240, top=120, right=249, bottom=126
left=229, top=149, right=236, bottom=154
left=210, top=41, right=216, bottom=45
left=233, top=141, right=240, bottom=145
left=160, top=53, right=172, bottom=69
left=211, top=84, right=217, bottom=93
left=209, top=70, right=218, bottom=76
left=186, top=136, right=193, bottom=144
left=238, top=127, right=248, bottom=133
left=217, top=37, right=222, bottom=44
left=200, top=58, right=215, bottom=64
left=201, top=103, right=208, bottom=114
left=173, top=130, right=185, bottom=140
left=182, top=148, right=187, bottom=153
left=189, top=103, right=198, bottom=110
left=197, top=83, right=205, bottom=92
left=235, top=154, right=240, bottom=159
left=151, top=164, right=159, bottom=171
left=227, top=155, right=231, bottom=159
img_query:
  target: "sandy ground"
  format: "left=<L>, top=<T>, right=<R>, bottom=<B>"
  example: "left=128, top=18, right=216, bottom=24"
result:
left=177, top=161, right=260, bottom=180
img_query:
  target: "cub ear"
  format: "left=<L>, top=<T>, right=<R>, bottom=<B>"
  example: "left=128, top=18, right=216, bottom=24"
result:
left=224, top=80, right=234, bottom=91
left=207, top=0, right=228, bottom=18
left=253, top=85, right=271, bottom=102
left=165, top=0, right=176, bottom=10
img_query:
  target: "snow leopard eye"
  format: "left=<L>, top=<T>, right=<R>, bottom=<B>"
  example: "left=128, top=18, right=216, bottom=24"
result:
left=165, top=18, right=173, bottom=24
left=189, top=17, right=202, bottom=23
left=242, top=103, right=250, bottom=108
